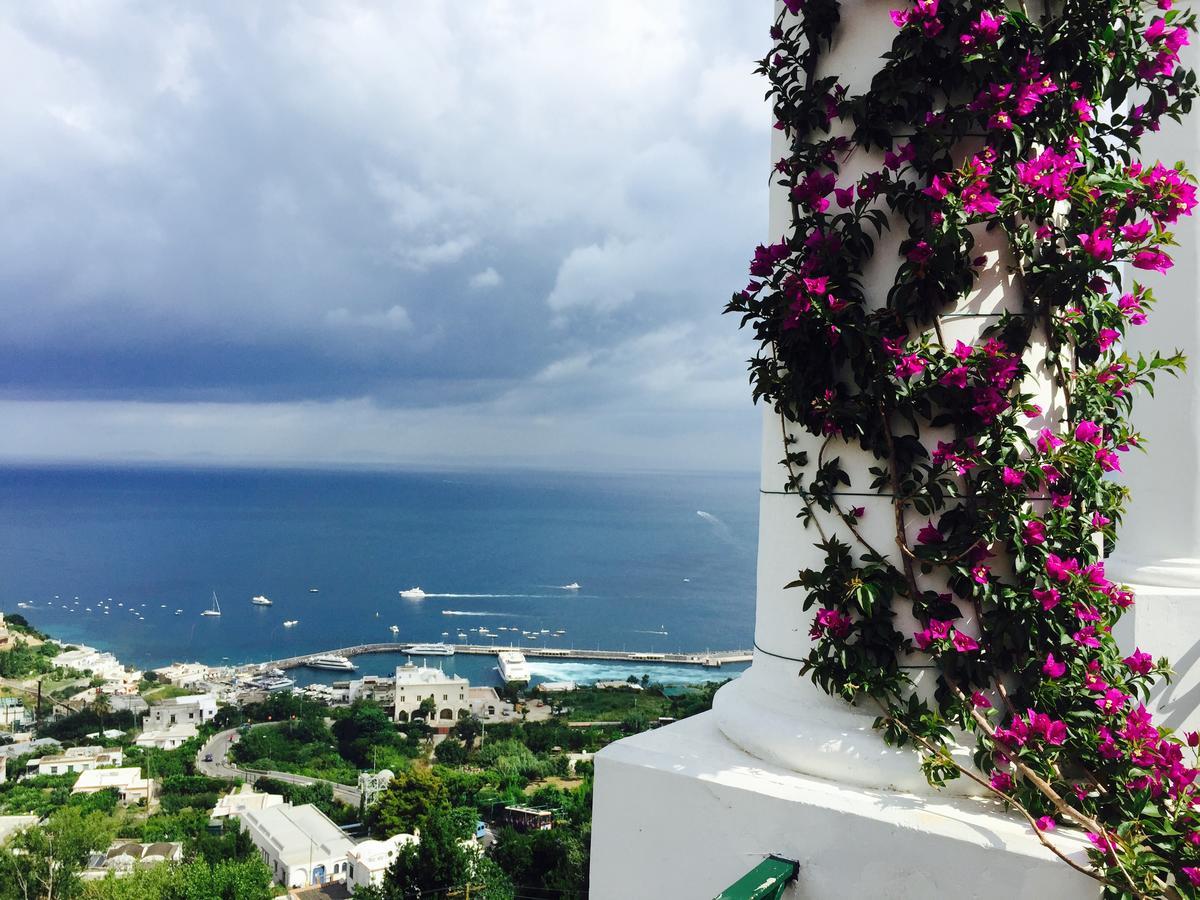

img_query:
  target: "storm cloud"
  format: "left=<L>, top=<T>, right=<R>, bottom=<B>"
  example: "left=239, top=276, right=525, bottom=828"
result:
left=0, top=2, right=769, bottom=471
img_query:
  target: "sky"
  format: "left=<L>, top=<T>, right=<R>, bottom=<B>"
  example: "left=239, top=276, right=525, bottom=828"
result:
left=0, top=2, right=770, bottom=473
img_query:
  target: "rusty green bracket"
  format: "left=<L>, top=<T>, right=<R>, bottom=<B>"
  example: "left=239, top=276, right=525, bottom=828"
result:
left=714, top=854, right=799, bottom=900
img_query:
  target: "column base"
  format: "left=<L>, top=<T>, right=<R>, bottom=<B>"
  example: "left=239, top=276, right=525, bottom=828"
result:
left=1110, top=577, right=1200, bottom=734
left=590, top=711, right=1095, bottom=899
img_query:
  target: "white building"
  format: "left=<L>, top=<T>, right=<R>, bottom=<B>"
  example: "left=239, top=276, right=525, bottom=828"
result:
left=29, top=746, right=123, bottom=776
left=393, top=663, right=469, bottom=726
left=151, top=662, right=212, bottom=688
left=84, top=841, right=182, bottom=879
left=345, top=833, right=418, bottom=891
left=241, top=803, right=355, bottom=889
left=134, top=721, right=197, bottom=751
left=338, top=675, right=395, bottom=706
left=0, top=698, right=29, bottom=730
left=142, top=694, right=217, bottom=730
left=72, top=768, right=154, bottom=805
left=51, top=644, right=135, bottom=686
left=210, top=785, right=285, bottom=820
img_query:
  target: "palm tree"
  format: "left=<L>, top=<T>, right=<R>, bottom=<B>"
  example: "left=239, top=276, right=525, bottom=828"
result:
left=91, top=691, right=111, bottom=732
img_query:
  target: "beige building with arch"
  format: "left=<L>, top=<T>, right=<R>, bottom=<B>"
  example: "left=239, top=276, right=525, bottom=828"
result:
left=392, top=662, right=469, bottom=727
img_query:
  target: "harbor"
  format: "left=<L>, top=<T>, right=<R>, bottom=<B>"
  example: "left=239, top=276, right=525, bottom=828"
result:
left=241, top=642, right=753, bottom=674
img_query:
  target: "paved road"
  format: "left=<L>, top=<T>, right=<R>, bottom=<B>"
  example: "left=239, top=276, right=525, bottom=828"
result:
left=197, top=726, right=362, bottom=807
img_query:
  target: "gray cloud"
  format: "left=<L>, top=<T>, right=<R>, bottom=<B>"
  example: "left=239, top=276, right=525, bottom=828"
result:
left=0, top=1, right=769, bottom=471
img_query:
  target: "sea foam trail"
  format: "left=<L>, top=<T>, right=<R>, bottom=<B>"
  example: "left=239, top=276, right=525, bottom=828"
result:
left=441, top=610, right=516, bottom=617
left=419, top=593, right=553, bottom=599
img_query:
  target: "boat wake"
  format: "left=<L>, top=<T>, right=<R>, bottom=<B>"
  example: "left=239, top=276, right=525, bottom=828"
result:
left=421, top=593, right=552, bottom=599
left=632, top=629, right=669, bottom=635
left=441, top=610, right=518, bottom=617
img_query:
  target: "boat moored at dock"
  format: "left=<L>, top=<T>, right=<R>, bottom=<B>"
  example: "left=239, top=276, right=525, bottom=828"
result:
left=496, top=650, right=531, bottom=683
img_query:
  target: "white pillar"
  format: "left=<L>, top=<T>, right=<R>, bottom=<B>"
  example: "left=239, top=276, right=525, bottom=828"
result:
left=588, top=2, right=1096, bottom=895
left=1109, top=35, right=1200, bottom=733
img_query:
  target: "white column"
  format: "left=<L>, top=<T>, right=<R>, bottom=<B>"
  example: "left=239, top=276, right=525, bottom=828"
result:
left=709, top=0, right=1058, bottom=794
left=1109, top=35, right=1200, bottom=733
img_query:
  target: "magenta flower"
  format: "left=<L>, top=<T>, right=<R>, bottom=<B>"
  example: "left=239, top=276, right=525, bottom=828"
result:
left=952, top=340, right=973, bottom=360
left=1015, top=146, right=1081, bottom=200
left=1096, top=688, right=1130, bottom=715
left=963, top=181, right=1001, bottom=215
left=1001, top=467, right=1025, bottom=487
left=940, top=366, right=969, bottom=389
left=1074, top=420, right=1102, bottom=444
left=1051, top=492, right=1072, bottom=509
left=971, top=564, right=991, bottom=585
left=1091, top=512, right=1112, bottom=528
left=1133, top=248, right=1174, bottom=272
left=812, top=608, right=854, bottom=639
left=1028, top=709, right=1067, bottom=745
left=894, top=354, right=926, bottom=379
left=1124, top=648, right=1154, bottom=674
left=922, top=174, right=951, bottom=201
left=905, top=241, right=933, bottom=263
left=1036, top=428, right=1064, bottom=453
left=1022, top=520, right=1047, bottom=546
left=971, top=690, right=992, bottom=709
left=1034, top=587, right=1061, bottom=610
left=834, top=186, right=855, bottom=208
left=1035, top=816, right=1056, bottom=831
left=1118, top=293, right=1147, bottom=325
left=1046, top=554, right=1079, bottom=582
left=1096, top=448, right=1122, bottom=472
left=1042, top=653, right=1067, bottom=678
left=1077, top=227, right=1114, bottom=261
left=1073, top=98, right=1093, bottom=122
left=849, top=506, right=865, bottom=519
left=917, top=522, right=943, bottom=544
left=1073, top=626, right=1102, bottom=648
left=1121, top=219, right=1153, bottom=242
left=1184, top=869, right=1200, bottom=888
left=952, top=631, right=979, bottom=652
left=989, top=771, right=1014, bottom=792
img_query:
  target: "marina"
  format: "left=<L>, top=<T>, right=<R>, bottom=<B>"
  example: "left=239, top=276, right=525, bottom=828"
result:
left=242, top=642, right=752, bottom=674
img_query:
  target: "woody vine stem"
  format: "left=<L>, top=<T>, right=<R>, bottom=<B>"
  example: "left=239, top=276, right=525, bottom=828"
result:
left=726, top=0, right=1200, bottom=896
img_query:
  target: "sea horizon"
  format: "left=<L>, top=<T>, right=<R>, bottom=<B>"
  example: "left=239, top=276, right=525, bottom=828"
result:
left=0, top=463, right=758, bottom=685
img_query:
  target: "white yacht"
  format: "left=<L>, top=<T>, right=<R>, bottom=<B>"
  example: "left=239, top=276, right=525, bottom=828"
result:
left=305, top=654, right=356, bottom=671
left=399, top=587, right=426, bottom=599
left=308, top=587, right=319, bottom=593
left=403, top=642, right=454, bottom=656
left=389, top=625, right=400, bottom=635
left=497, top=650, right=531, bottom=683
left=561, top=582, right=581, bottom=590
left=251, top=595, right=273, bottom=606
left=201, top=592, right=222, bottom=617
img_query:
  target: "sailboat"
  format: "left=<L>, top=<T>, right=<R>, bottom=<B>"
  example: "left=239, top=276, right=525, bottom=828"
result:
left=201, top=592, right=222, bottom=617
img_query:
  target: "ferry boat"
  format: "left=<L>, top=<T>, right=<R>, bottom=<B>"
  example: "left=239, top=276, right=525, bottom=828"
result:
left=402, top=642, right=454, bottom=656
left=251, top=595, right=273, bottom=606
left=305, top=654, right=356, bottom=671
left=256, top=675, right=295, bottom=691
left=496, top=650, right=531, bottom=683
left=399, top=587, right=426, bottom=599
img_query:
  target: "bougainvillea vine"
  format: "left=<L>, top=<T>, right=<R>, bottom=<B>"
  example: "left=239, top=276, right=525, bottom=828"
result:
left=727, top=0, right=1200, bottom=895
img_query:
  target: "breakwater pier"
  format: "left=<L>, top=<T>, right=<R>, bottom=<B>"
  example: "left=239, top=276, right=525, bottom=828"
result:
left=243, top=642, right=752, bottom=673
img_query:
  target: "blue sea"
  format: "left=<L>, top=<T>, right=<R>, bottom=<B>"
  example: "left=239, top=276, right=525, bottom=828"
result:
left=0, top=466, right=757, bottom=687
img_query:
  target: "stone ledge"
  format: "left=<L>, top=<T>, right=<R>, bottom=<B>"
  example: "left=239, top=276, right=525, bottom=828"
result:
left=590, top=711, right=1097, bottom=899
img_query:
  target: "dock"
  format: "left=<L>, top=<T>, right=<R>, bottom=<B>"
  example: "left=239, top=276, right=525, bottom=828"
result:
left=242, top=643, right=752, bottom=673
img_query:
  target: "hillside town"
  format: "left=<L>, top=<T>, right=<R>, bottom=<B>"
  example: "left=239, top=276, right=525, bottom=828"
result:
left=0, top=612, right=721, bottom=897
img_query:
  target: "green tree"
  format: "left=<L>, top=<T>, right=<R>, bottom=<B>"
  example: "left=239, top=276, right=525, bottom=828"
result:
left=332, top=700, right=396, bottom=768
left=452, top=715, right=482, bottom=748
left=366, top=767, right=449, bottom=838
left=415, top=697, right=437, bottom=721
left=0, top=807, right=116, bottom=900
left=433, top=737, right=468, bottom=766
left=82, top=856, right=274, bottom=900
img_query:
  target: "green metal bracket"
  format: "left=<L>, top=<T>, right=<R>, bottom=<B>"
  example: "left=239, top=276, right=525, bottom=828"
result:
left=714, top=854, right=800, bottom=900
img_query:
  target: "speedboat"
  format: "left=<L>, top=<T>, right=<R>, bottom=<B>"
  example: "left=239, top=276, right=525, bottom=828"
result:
left=251, top=595, right=273, bottom=606
left=283, top=620, right=299, bottom=627
left=402, top=642, right=454, bottom=656
left=389, top=625, right=400, bottom=634
left=561, top=582, right=581, bottom=590
left=399, top=587, right=426, bottom=599
left=308, top=587, right=319, bottom=593
left=306, top=654, right=356, bottom=671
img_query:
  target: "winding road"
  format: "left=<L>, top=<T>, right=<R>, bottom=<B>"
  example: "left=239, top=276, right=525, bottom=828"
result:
left=196, top=726, right=362, bottom=807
